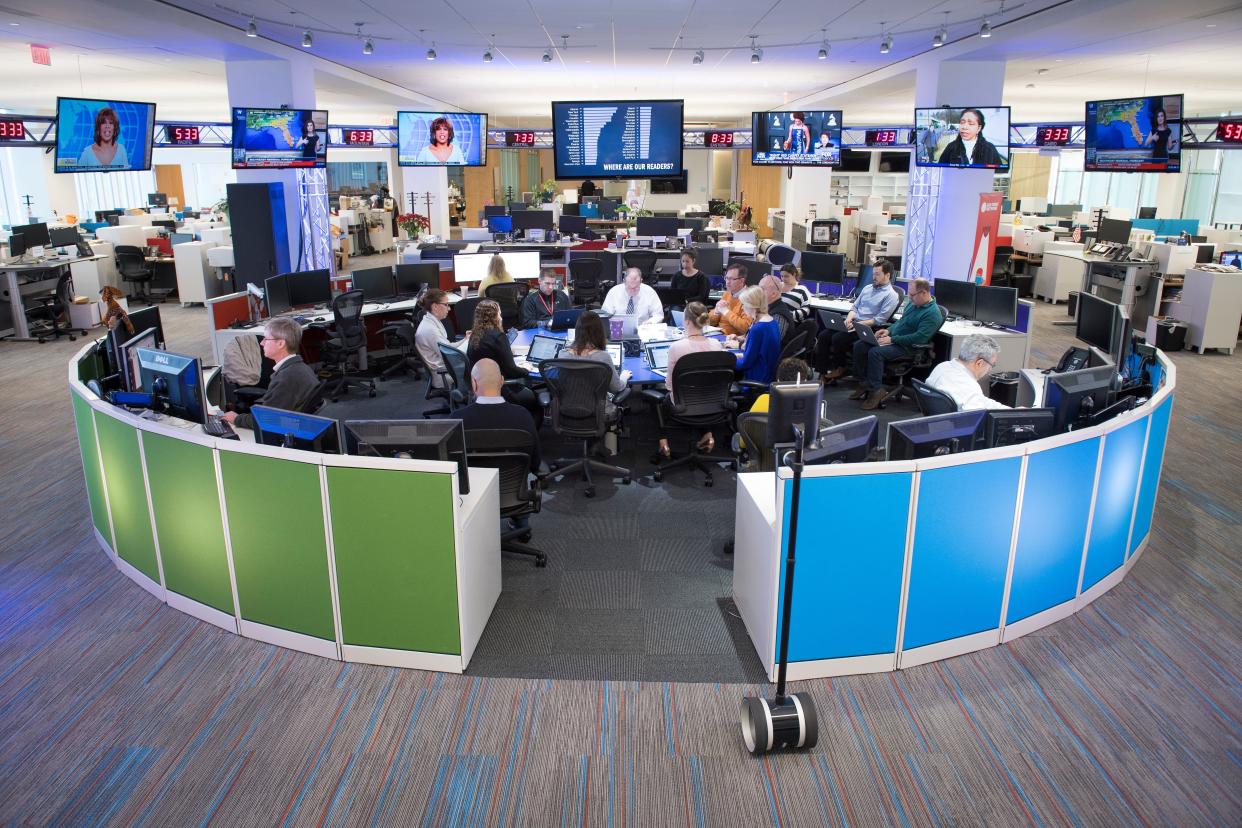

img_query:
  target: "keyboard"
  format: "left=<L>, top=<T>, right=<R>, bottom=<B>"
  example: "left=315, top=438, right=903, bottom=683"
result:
left=203, top=415, right=239, bottom=440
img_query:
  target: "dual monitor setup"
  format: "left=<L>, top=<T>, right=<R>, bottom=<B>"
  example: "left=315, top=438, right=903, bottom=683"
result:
left=933, top=280, right=1020, bottom=328
left=95, top=305, right=207, bottom=427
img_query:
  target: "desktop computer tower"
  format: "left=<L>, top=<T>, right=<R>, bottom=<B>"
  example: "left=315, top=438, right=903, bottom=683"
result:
left=227, top=182, right=290, bottom=289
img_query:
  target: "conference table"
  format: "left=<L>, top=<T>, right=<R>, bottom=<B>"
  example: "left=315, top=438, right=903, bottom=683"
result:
left=509, top=323, right=736, bottom=385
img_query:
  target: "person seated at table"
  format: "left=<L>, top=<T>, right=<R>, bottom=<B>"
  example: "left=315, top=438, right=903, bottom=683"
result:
left=925, top=334, right=1010, bottom=411
left=760, top=275, right=794, bottom=341
left=457, top=358, right=543, bottom=450
left=669, top=249, right=710, bottom=307
left=415, top=289, right=454, bottom=387
left=467, top=299, right=543, bottom=423
left=220, top=317, right=318, bottom=429
left=749, top=357, right=813, bottom=414
left=478, top=253, right=514, bottom=296
left=519, top=268, right=572, bottom=329
left=815, top=258, right=898, bottom=382
left=728, top=285, right=781, bottom=385
left=708, top=262, right=752, bottom=336
left=653, top=301, right=724, bottom=460
left=851, top=277, right=940, bottom=410
left=560, top=311, right=631, bottom=419
left=778, top=264, right=812, bottom=323
left=601, top=267, right=663, bottom=324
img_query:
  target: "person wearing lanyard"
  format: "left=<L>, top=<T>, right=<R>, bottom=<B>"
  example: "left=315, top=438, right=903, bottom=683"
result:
left=519, top=268, right=572, bottom=329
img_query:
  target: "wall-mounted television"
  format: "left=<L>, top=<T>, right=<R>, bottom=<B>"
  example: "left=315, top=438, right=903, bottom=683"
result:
left=650, top=170, right=688, bottom=194
left=552, top=100, right=683, bottom=180
left=914, top=106, right=1010, bottom=171
left=751, top=110, right=842, bottom=166
left=397, top=111, right=487, bottom=167
left=1084, top=94, right=1183, bottom=173
left=55, top=97, right=156, bottom=173
left=231, top=108, right=328, bottom=169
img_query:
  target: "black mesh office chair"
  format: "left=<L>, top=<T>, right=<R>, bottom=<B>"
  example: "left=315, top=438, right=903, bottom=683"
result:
left=435, top=342, right=472, bottom=412
left=911, top=378, right=958, bottom=416
left=26, top=272, right=86, bottom=343
left=315, top=290, right=376, bottom=401
left=569, top=258, right=610, bottom=307
left=452, top=296, right=482, bottom=337
left=765, top=244, right=799, bottom=268
left=642, top=351, right=738, bottom=486
left=115, top=245, right=156, bottom=305
left=878, top=305, right=948, bottom=408
left=622, top=250, right=659, bottom=284
left=485, top=282, right=528, bottom=330
left=375, top=312, right=425, bottom=382
left=465, top=427, right=546, bottom=567
left=885, top=284, right=906, bottom=323
left=541, top=359, right=631, bottom=497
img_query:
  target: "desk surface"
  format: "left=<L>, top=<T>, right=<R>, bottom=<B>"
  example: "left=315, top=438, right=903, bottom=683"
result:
left=510, top=326, right=733, bottom=385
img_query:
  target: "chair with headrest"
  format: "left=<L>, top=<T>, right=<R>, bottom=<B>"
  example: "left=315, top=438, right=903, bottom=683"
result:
left=464, top=427, right=546, bottom=567
left=315, top=289, right=376, bottom=402
left=641, top=351, right=738, bottom=486
left=540, top=358, right=632, bottom=497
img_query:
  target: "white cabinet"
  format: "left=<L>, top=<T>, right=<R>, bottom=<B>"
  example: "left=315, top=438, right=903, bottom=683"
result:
left=1180, top=268, right=1242, bottom=354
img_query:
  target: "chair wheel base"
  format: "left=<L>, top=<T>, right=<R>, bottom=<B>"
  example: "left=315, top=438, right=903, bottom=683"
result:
left=535, top=556, right=547, bottom=568
left=585, top=487, right=595, bottom=498
left=652, top=471, right=663, bottom=482
left=622, top=477, right=631, bottom=485
left=704, top=476, right=713, bottom=487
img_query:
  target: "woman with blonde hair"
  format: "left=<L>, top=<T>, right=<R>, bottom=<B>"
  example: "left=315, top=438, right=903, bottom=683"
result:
left=729, top=285, right=781, bottom=384
left=653, top=301, right=724, bottom=459
left=477, top=253, right=514, bottom=296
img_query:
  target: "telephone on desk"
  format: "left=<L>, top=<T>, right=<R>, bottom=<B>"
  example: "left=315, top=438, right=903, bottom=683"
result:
left=1044, top=346, right=1089, bottom=374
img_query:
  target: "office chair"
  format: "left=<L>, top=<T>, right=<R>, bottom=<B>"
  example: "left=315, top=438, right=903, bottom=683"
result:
left=115, top=245, right=156, bottom=305
left=884, top=284, right=906, bottom=323
left=452, top=296, right=482, bottom=338
left=777, top=328, right=812, bottom=363
left=375, top=313, right=425, bottom=382
left=765, top=243, right=799, bottom=268
left=622, top=250, right=659, bottom=285
left=315, top=290, right=377, bottom=402
left=642, top=351, right=738, bottom=487
left=877, top=305, right=948, bottom=407
left=734, top=412, right=776, bottom=473
left=26, top=272, right=86, bottom=343
left=910, top=378, right=958, bottom=416
left=464, top=427, right=547, bottom=567
left=485, top=282, right=528, bottom=330
left=568, top=258, right=609, bottom=307
left=435, top=343, right=472, bottom=412
left=541, top=359, right=632, bottom=497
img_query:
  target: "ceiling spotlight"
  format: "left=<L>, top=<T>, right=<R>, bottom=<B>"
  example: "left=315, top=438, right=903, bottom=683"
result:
left=483, top=48, right=493, bottom=63
left=363, top=37, right=373, bottom=55
left=817, top=29, right=829, bottom=60
left=301, top=29, right=312, bottom=48
left=246, top=16, right=257, bottom=37
left=880, top=33, right=892, bottom=54
left=692, top=49, right=704, bottom=65
left=933, top=13, right=949, bottom=47
left=979, top=19, right=992, bottom=38
left=749, top=35, right=762, bottom=64
left=542, top=48, right=553, bottom=63
left=818, top=45, right=829, bottom=60
left=426, top=42, right=437, bottom=60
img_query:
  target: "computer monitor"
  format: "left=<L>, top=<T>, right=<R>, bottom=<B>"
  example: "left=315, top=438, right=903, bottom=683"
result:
left=118, top=327, right=158, bottom=391
left=598, top=198, right=619, bottom=220
left=1096, top=217, right=1132, bottom=245
left=95, top=209, right=123, bottom=223
left=7, top=233, right=26, bottom=257
left=1221, top=250, right=1242, bottom=268
left=147, top=193, right=168, bottom=207
left=934, top=279, right=976, bottom=319
left=11, top=222, right=50, bottom=249
left=396, top=262, right=439, bottom=295
left=251, top=405, right=341, bottom=454
left=483, top=205, right=507, bottom=218
left=886, top=410, right=987, bottom=460
left=811, top=416, right=878, bottom=464
left=983, top=408, right=1056, bottom=448
left=1189, top=234, right=1206, bottom=244
left=106, top=215, right=121, bottom=227
left=342, top=419, right=469, bottom=493
left=511, top=209, right=555, bottom=232
left=1137, top=207, right=1157, bottom=219
left=1046, top=365, right=1115, bottom=432
left=169, top=232, right=194, bottom=247
left=486, top=214, right=513, bottom=234
left=153, top=219, right=177, bottom=231
left=135, top=347, right=206, bottom=424
left=636, top=216, right=679, bottom=237
left=265, top=274, right=293, bottom=316
left=799, top=251, right=845, bottom=284
left=974, top=285, right=1018, bottom=327
left=766, top=381, right=823, bottom=450
left=48, top=226, right=80, bottom=247
left=350, top=266, right=396, bottom=302
left=1086, top=395, right=1137, bottom=427
left=852, top=265, right=874, bottom=297
left=286, top=269, right=332, bottom=307
left=1048, top=203, right=1081, bottom=218
left=1195, top=244, right=1215, bottom=264
left=127, top=305, right=166, bottom=349
left=561, top=202, right=581, bottom=217
left=559, top=214, right=588, bottom=236
left=1075, top=291, right=1117, bottom=353
left=578, top=201, right=600, bottom=219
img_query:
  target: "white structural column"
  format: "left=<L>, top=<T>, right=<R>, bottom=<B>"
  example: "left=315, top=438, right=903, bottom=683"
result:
left=781, top=167, right=835, bottom=246
left=904, top=60, right=1005, bottom=282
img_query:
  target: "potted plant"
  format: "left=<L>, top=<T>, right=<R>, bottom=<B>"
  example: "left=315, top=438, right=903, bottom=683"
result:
left=534, top=179, right=558, bottom=205
left=396, top=212, right=431, bottom=241
left=710, top=199, right=741, bottom=219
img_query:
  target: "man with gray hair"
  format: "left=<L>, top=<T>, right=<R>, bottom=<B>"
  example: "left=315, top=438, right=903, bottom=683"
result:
left=601, top=267, right=663, bottom=324
left=221, top=316, right=320, bottom=429
left=925, top=333, right=1010, bottom=410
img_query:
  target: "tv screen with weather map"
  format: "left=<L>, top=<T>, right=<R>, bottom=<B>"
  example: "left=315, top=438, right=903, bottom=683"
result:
left=231, top=108, right=328, bottom=169
left=397, top=112, right=487, bottom=167
left=1084, top=94, right=1182, bottom=173
left=55, top=97, right=156, bottom=173
left=751, top=110, right=842, bottom=166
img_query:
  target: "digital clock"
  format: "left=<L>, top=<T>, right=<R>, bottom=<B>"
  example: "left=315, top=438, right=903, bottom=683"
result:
left=0, top=119, right=25, bottom=140
left=1216, top=120, right=1242, bottom=143
left=1035, top=126, right=1072, bottom=146
left=344, top=129, right=374, bottom=146
left=167, top=126, right=200, bottom=145
left=704, top=130, right=734, bottom=147
left=504, top=130, right=537, bottom=146
left=864, top=129, right=902, bottom=146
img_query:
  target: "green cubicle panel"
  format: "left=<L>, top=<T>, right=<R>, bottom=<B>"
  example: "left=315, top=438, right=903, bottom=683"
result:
left=326, top=466, right=461, bottom=654
left=143, top=433, right=234, bottom=615
left=71, top=393, right=112, bottom=544
left=219, top=451, right=335, bottom=641
left=93, top=414, right=159, bottom=582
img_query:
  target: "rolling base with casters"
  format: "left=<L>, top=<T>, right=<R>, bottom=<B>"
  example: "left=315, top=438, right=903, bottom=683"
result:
left=501, top=524, right=547, bottom=567
left=550, top=439, right=631, bottom=498
left=651, top=436, right=736, bottom=487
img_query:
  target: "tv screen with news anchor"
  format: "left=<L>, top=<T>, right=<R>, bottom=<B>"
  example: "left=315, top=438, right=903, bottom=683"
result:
left=54, top=97, right=156, bottom=173
left=914, top=106, right=1010, bottom=171
left=231, top=108, right=328, bottom=169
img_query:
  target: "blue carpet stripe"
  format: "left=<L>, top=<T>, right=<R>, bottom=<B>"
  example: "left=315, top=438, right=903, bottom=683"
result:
left=280, top=688, right=357, bottom=828
left=841, top=682, right=914, bottom=827
left=321, top=670, right=398, bottom=826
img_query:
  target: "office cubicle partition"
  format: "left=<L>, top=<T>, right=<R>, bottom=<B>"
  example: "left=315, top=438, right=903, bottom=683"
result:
left=734, top=353, right=1175, bottom=680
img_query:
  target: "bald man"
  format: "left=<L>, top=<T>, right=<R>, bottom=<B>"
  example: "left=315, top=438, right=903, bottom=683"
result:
left=760, top=274, right=794, bottom=341
left=455, top=358, right=542, bottom=471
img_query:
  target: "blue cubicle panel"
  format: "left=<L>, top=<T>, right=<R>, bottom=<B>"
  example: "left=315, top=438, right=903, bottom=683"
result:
left=779, top=471, right=913, bottom=662
left=1082, top=415, right=1149, bottom=591
left=903, top=457, right=1022, bottom=650
left=1129, top=396, right=1173, bottom=557
left=1007, top=437, right=1101, bottom=625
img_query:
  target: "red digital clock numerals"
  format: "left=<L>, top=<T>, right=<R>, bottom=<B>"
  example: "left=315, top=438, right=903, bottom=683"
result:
left=169, top=126, right=199, bottom=145
left=705, top=131, right=734, bottom=147
left=0, top=119, right=27, bottom=139
left=505, top=131, right=536, bottom=146
left=1036, top=126, right=1072, bottom=146
left=345, top=129, right=374, bottom=145
left=866, top=129, right=900, bottom=146
left=1217, top=121, right=1242, bottom=143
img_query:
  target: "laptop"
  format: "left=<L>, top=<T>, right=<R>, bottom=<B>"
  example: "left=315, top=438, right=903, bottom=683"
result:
left=817, top=309, right=850, bottom=332
left=670, top=309, right=685, bottom=328
left=527, top=334, right=565, bottom=364
left=506, top=328, right=520, bottom=344
left=605, top=343, right=624, bottom=368
left=550, top=307, right=584, bottom=331
left=604, top=314, right=638, bottom=340
left=644, top=340, right=676, bottom=375
left=853, top=322, right=881, bottom=345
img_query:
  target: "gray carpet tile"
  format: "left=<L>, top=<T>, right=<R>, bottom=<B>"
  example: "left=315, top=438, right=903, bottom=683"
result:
left=551, top=609, right=647, bottom=654
left=557, top=570, right=644, bottom=609
left=644, top=608, right=736, bottom=655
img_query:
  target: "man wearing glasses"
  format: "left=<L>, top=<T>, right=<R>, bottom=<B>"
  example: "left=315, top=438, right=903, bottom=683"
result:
left=851, top=277, right=942, bottom=410
left=220, top=316, right=319, bottom=429
left=708, top=262, right=752, bottom=336
left=925, top=334, right=1010, bottom=410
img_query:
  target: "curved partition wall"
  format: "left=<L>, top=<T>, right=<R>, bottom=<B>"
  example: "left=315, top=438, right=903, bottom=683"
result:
left=733, top=352, right=1175, bottom=681
left=69, top=343, right=501, bottom=673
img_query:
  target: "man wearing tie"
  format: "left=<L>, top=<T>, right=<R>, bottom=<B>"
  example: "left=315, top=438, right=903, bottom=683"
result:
left=601, top=267, right=664, bottom=324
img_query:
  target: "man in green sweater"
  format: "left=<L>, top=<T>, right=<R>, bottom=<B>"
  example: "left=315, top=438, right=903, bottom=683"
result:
left=850, top=277, right=942, bottom=410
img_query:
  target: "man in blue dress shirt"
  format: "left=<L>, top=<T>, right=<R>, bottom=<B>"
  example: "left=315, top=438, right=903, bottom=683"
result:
left=815, top=259, right=899, bottom=380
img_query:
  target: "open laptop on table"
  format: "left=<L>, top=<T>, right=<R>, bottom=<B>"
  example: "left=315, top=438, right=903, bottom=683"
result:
left=550, top=307, right=584, bottom=331
left=644, top=340, right=677, bottom=377
left=517, top=333, right=565, bottom=372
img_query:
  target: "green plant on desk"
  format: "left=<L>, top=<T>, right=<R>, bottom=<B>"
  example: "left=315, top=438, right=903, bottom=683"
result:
left=710, top=200, right=741, bottom=219
left=534, top=179, right=558, bottom=205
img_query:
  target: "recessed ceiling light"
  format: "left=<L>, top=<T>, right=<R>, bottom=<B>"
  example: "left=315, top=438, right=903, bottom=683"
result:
left=1026, top=83, right=1035, bottom=88
left=1206, top=23, right=1217, bottom=27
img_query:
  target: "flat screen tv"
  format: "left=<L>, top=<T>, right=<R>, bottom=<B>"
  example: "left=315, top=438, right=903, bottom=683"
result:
left=552, top=100, right=683, bottom=180
left=836, top=148, right=872, bottom=173
left=232, top=108, right=328, bottom=169
left=913, top=106, right=1011, bottom=171
left=750, top=110, right=842, bottom=166
left=397, top=112, right=487, bottom=167
left=1084, top=94, right=1183, bottom=173
left=55, top=97, right=156, bottom=173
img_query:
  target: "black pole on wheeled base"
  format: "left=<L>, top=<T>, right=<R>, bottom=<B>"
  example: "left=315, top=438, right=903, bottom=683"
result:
left=741, top=425, right=823, bottom=755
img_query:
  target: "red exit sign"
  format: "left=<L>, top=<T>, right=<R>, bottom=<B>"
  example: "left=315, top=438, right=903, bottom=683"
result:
left=30, top=44, right=51, bottom=66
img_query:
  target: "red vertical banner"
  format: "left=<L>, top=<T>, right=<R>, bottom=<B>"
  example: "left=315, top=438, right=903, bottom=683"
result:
left=968, top=192, right=1003, bottom=285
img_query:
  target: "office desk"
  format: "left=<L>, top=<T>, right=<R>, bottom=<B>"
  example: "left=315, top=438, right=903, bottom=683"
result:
left=509, top=325, right=724, bottom=385
left=2, top=255, right=106, bottom=340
